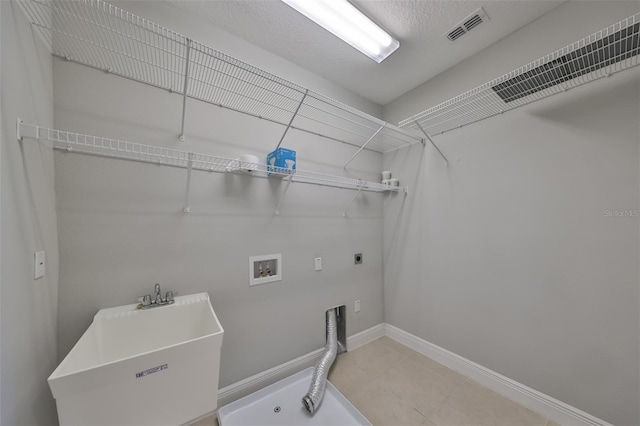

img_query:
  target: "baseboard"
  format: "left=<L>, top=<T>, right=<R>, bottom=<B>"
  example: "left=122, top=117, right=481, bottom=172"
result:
left=216, top=323, right=385, bottom=409
left=384, top=323, right=612, bottom=426
left=346, top=323, right=385, bottom=351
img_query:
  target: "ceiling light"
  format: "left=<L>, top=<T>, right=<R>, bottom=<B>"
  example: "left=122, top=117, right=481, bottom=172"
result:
left=282, top=0, right=399, bottom=63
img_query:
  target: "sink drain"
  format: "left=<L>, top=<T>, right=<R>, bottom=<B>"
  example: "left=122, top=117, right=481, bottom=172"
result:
left=274, top=406, right=281, bottom=413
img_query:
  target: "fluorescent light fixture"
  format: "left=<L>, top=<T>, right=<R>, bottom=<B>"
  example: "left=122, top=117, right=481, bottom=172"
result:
left=282, top=0, right=399, bottom=63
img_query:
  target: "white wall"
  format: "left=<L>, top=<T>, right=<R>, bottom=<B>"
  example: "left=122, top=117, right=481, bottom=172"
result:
left=53, top=1, right=385, bottom=392
left=0, top=2, right=59, bottom=425
left=1, top=3, right=4, bottom=420
left=1, top=4, right=4, bottom=420
left=383, top=2, right=640, bottom=425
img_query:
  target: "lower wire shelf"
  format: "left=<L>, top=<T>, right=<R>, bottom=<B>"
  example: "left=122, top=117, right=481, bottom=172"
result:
left=16, top=120, right=408, bottom=200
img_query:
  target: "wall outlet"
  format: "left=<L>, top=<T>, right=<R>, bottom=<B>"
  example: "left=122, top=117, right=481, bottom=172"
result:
left=354, top=300, right=361, bottom=313
left=34, top=251, right=45, bottom=280
left=314, top=257, right=322, bottom=271
left=249, top=253, right=282, bottom=286
left=354, top=253, right=363, bottom=264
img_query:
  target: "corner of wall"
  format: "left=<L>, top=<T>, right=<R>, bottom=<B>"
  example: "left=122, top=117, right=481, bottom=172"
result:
left=1, top=1, right=58, bottom=424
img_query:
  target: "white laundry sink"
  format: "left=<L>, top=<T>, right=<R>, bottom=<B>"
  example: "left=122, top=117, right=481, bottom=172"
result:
left=48, top=292, right=224, bottom=425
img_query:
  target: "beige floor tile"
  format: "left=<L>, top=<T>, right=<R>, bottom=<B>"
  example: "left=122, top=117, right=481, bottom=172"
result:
left=378, top=356, right=467, bottom=418
left=428, top=379, right=547, bottom=426
left=346, top=373, right=395, bottom=406
left=347, top=338, right=408, bottom=374
left=330, top=338, right=407, bottom=397
left=336, top=350, right=467, bottom=422
left=545, top=419, right=562, bottom=426
left=349, top=384, right=426, bottom=426
left=376, top=336, right=421, bottom=359
left=409, top=352, right=468, bottom=384
left=328, top=351, right=372, bottom=396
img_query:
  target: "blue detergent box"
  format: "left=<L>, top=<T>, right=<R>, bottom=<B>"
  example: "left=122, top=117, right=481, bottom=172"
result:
left=267, top=147, right=296, bottom=175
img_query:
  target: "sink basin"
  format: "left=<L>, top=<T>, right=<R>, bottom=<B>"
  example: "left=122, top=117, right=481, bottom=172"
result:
left=48, top=292, right=224, bottom=425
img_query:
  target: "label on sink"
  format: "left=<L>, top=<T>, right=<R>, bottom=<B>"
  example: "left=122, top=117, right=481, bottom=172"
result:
left=136, top=363, right=168, bottom=379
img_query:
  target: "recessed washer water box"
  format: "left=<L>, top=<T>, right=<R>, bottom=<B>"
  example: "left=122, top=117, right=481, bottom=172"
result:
left=218, top=368, right=370, bottom=425
left=48, top=292, right=224, bottom=425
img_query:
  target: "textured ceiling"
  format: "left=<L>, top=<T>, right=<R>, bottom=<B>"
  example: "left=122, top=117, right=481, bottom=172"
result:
left=167, top=0, right=563, bottom=105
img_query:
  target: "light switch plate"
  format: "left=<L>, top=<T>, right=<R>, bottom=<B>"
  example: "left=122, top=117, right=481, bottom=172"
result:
left=34, top=251, right=45, bottom=280
left=315, top=257, right=322, bottom=271
left=355, top=300, right=361, bottom=313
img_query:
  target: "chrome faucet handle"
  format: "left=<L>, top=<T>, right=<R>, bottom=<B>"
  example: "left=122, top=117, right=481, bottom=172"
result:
left=165, top=290, right=176, bottom=303
left=154, top=283, right=163, bottom=303
left=138, top=295, right=152, bottom=306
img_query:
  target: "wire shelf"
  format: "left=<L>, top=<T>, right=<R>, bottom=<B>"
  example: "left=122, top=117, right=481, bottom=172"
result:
left=17, top=121, right=405, bottom=194
left=399, top=13, right=640, bottom=135
left=17, top=0, right=422, bottom=153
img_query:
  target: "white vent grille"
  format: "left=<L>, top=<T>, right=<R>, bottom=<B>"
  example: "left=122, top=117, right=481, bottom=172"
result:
left=447, top=27, right=467, bottom=41
left=464, top=15, right=484, bottom=31
left=402, top=13, right=640, bottom=135
left=445, top=8, right=489, bottom=42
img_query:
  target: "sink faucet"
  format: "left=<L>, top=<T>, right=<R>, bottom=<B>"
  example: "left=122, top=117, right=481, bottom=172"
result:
left=138, top=283, right=176, bottom=310
left=154, top=283, right=162, bottom=304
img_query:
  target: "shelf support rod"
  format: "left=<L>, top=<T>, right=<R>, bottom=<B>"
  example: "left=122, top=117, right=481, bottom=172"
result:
left=275, top=90, right=308, bottom=151
left=183, top=152, right=194, bottom=213
left=342, top=187, right=363, bottom=217
left=275, top=175, right=293, bottom=216
left=415, top=121, right=448, bottom=165
left=179, top=39, right=192, bottom=142
left=343, top=124, right=386, bottom=169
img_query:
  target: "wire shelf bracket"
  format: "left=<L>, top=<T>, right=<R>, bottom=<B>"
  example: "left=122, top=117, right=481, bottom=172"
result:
left=342, top=187, right=363, bottom=217
left=179, top=40, right=192, bottom=142
left=183, top=152, right=194, bottom=213
left=343, top=124, right=386, bottom=169
left=16, top=120, right=408, bottom=213
left=17, top=0, right=423, bottom=155
left=275, top=89, right=308, bottom=151
left=399, top=13, right=640, bottom=136
left=414, top=121, right=448, bottom=165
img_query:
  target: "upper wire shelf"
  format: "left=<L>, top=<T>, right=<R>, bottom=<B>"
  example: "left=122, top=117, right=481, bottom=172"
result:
left=399, top=13, right=640, bottom=136
left=16, top=121, right=404, bottom=194
left=17, top=0, right=422, bottom=154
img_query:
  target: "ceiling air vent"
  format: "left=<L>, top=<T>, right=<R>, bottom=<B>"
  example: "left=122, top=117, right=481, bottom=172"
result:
left=447, top=27, right=467, bottom=41
left=492, top=22, right=640, bottom=103
left=464, top=14, right=484, bottom=31
left=445, top=8, right=489, bottom=42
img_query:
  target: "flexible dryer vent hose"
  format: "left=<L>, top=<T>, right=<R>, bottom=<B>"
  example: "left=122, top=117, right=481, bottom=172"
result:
left=302, top=308, right=338, bottom=415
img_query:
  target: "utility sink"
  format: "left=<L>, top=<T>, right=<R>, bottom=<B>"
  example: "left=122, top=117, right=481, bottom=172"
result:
left=48, top=292, right=224, bottom=425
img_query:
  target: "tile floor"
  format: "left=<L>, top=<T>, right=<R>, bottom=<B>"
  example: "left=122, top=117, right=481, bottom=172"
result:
left=196, top=336, right=559, bottom=426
